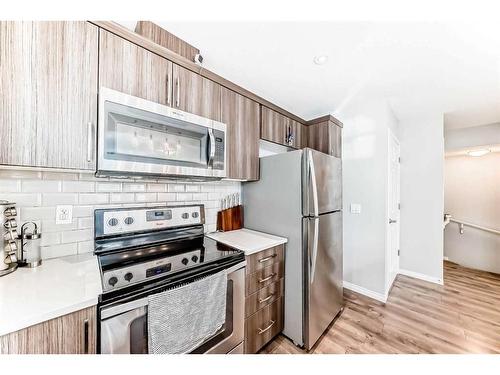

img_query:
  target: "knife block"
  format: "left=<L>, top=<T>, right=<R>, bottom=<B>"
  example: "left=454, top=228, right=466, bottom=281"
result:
left=216, top=205, right=244, bottom=232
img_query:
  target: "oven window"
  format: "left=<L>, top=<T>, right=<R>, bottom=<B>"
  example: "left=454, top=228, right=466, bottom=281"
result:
left=104, top=101, right=209, bottom=168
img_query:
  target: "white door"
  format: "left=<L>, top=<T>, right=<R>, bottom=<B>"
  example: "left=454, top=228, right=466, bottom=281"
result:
left=387, top=130, right=401, bottom=289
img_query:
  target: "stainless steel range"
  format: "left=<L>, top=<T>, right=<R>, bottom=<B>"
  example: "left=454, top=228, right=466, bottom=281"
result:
left=94, top=204, right=246, bottom=354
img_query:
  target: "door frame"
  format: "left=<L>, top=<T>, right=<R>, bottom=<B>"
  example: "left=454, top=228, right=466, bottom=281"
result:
left=386, top=129, right=401, bottom=293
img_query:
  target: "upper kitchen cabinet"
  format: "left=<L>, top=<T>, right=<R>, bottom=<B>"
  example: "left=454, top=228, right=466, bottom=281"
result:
left=306, top=116, right=343, bottom=158
left=0, top=21, right=98, bottom=170
left=261, top=107, right=303, bottom=149
left=99, top=29, right=172, bottom=105
left=221, top=87, right=260, bottom=181
left=171, top=63, right=221, bottom=121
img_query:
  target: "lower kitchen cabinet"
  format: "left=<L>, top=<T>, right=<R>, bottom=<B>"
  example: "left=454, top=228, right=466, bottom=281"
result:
left=244, top=244, right=285, bottom=353
left=0, top=306, right=96, bottom=354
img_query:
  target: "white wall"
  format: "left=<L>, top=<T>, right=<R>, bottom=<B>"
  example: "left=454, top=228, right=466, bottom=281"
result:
left=444, top=152, right=500, bottom=273
left=399, top=115, right=444, bottom=283
left=444, top=123, right=500, bottom=151
left=339, top=98, right=399, bottom=299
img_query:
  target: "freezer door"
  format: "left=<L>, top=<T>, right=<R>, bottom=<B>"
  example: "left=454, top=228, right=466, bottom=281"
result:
left=303, top=211, right=343, bottom=350
left=303, top=148, right=342, bottom=216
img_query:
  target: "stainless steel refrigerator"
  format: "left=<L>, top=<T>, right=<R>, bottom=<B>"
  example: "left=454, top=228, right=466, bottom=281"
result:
left=242, top=148, right=343, bottom=350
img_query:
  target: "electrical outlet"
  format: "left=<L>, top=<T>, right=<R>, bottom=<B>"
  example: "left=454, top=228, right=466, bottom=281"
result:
left=55, top=205, right=73, bottom=225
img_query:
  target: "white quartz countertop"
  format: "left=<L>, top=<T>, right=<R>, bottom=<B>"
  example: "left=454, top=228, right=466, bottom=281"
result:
left=206, top=228, right=287, bottom=255
left=0, top=253, right=102, bottom=336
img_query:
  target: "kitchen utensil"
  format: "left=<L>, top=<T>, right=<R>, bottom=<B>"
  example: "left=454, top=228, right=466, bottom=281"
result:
left=18, top=221, right=42, bottom=268
left=1, top=200, right=18, bottom=276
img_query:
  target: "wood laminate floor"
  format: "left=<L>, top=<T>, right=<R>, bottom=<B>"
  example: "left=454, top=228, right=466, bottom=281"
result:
left=260, top=261, right=500, bottom=354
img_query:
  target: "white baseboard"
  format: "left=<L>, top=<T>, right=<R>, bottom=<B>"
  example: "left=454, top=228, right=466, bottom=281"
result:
left=398, top=269, right=443, bottom=285
left=343, top=281, right=388, bottom=303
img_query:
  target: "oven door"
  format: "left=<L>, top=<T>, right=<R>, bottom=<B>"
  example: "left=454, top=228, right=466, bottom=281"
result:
left=97, top=88, right=226, bottom=180
left=99, top=263, right=245, bottom=354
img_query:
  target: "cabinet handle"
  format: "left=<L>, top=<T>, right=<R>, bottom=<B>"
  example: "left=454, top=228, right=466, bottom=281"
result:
left=258, top=293, right=274, bottom=304
left=258, top=273, right=276, bottom=283
left=258, top=320, right=276, bottom=335
left=86, top=122, right=94, bottom=163
left=258, top=254, right=277, bottom=263
left=83, top=319, right=89, bottom=354
left=166, top=73, right=171, bottom=105
left=175, top=77, right=180, bottom=107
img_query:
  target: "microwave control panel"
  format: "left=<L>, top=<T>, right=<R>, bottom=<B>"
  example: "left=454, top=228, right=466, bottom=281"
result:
left=212, top=128, right=225, bottom=171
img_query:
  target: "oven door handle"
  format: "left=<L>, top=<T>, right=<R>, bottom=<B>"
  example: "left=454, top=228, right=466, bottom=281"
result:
left=100, top=261, right=246, bottom=320
left=208, top=128, right=216, bottom=167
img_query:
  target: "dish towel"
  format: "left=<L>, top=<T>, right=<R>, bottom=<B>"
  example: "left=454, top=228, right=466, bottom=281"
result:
left=147, top=270, right=227, bottom=354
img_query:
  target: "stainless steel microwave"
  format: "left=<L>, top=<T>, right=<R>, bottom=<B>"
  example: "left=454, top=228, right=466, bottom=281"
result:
left=96, top=88, right=226, bottom=180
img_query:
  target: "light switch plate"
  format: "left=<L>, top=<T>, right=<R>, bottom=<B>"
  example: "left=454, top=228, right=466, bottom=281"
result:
left=350, top=203, right=362, bottom=214
left=55, top=205, right=73, bottom=224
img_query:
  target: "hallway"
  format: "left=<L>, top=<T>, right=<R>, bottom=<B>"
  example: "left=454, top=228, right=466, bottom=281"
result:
left=261, top=261, right=500, bottom=354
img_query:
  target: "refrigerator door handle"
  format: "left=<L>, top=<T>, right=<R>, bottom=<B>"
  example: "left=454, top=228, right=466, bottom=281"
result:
left=308, top=152, right=319, bottom=217
left=309, top=217, right=319, bottom=283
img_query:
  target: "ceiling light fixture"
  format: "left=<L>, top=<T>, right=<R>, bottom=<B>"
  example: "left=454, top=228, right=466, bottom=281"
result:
left=467, top=149, right=490, bottom=157
left=313, top=55, right=329, bottom=65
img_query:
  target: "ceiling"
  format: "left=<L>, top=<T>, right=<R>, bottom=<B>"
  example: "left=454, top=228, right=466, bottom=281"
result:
left=119, top=21, right=500, bottom=124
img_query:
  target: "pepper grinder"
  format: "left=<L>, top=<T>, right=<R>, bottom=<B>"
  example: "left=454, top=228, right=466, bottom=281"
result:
left=1, top=200, right=19, bottom=277
left=18, top=222, right=42, bottom=268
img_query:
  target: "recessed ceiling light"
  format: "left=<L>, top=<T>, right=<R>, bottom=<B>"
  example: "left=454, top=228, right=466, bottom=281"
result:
left=467, top=149, right=490, bottom=157
left=313, top=55, right=329, bottom=65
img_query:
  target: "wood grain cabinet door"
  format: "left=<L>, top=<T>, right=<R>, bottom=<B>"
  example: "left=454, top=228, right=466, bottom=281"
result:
left=172, top=63, right=221, bottom=121
left=261, top=107, right=288, bottom=146
left=329, top=123, right=342, bottom=158
left=99, top=29, right=172, bottom=106
left=0, top=21, right=98, bottom=170
left=289, top=120, right=303, bottom=149
left=307, top=121, right=330, bottom=154
left=0, top=306, right=96, bottom=354
left=221, top=87, right=260, bottom=180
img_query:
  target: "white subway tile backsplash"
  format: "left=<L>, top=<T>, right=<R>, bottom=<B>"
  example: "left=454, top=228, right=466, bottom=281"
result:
left=146, top=183, right=166, bottom=192
left=73, top=205, right=94, bottom=218
left=192, top=193, right=208, bottom=201
left=0, top=179, right=21, bottom=192
left=41, top=243, right=77, bottom=260
left=43, top=172, right=79, bottom=181
left=78, top=217, right=94, bottom=229
left=135, top=193, right=157, bottom=202
left=123, top=183, right=145, bottom=192
left=110, top=193, right=135, bottom=204
left=168, top=184, right=185, bottom=192
left=20, top=207, right=56, bottom=220
left=1, top=193, right=41, bottom=207
left=42, top=219, right=78, bottom=232
left=79, top=193, right=109, bottom=205
left=62, top=180, right=95, bottom=192
left=42, top=193, right=78, bottom=206
left=157, top=193, right=176, bottom=202
left=61, top=229, right=93, bottom=244
left=96, top=182, right=122, bottom=192
left=22, top=180, right=60, bottom=193
left=77, top=240, right=94, bottom=254
left=41, top=232, right=61, bottom=246
left=1, top=170, right=240, bottom=260
left=0, top=170, right=41, bottom=179
left=176, top=193, right=193, bottom=201
left=185, top=185, right=200, bottom=193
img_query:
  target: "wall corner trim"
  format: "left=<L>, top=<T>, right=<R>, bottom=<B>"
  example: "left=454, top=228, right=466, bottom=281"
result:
left=343, top=281, right=388, bottom=303
left=398, top=269, right=444, bottom=285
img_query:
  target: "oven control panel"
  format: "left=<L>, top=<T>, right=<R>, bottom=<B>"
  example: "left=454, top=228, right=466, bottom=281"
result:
left=102, top=249, right=202, bottom=291
left=95, top=205, right=205, bottom=237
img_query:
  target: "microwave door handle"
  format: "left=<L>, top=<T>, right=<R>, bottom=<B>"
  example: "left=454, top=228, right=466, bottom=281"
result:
left=208, top=129, right=216, bottom=167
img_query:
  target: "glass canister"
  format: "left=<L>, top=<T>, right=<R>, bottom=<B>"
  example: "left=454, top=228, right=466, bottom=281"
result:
left=18, top=222, right=42, bottom=268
